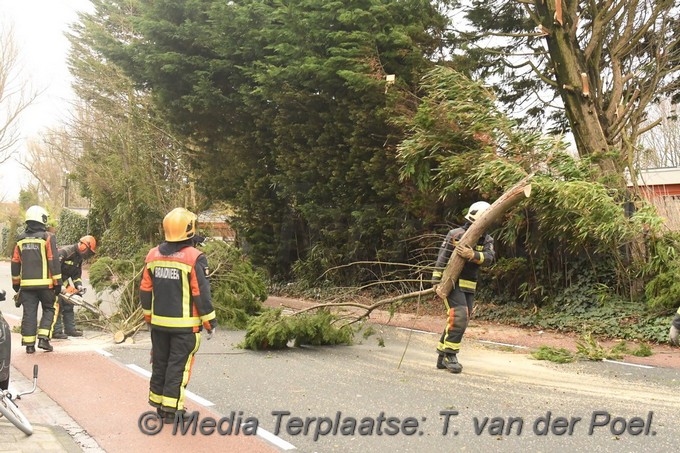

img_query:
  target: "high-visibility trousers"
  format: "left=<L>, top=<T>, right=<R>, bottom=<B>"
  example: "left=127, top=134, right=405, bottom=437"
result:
left=20, top=289, right=58, bottom=346
left=148, top=329, right=201, bottom=414
left=437, top=283, right=475, bottom=354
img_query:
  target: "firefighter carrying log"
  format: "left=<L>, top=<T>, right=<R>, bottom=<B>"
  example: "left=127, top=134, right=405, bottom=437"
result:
left=432, top=201, right=495, bottom=373
left=11, top=206, right=63, bottom=353
left=140, top=207, right=216, bottom=422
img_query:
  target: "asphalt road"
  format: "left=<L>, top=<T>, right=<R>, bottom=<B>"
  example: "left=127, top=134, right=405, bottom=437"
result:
left=111, top=327, right=680, bottom=453
left=2, top=261, right=679, bottom=452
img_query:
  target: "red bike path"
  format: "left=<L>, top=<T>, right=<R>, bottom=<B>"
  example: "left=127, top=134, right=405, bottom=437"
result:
left=7, top=323, right=277, bottom=452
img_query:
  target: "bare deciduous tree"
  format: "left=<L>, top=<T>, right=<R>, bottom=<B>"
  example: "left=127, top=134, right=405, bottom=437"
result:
left=17, top=128, right=89, bottom=213
left=454, top=0, right=680, bottom=181
left=0, top=24, right=38, bottom=164
left=638, top=99, right=680, bottom=168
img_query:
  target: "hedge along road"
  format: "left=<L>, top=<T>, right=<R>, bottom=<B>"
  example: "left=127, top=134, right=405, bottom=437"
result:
left=2, top=260, right=678, bottom=452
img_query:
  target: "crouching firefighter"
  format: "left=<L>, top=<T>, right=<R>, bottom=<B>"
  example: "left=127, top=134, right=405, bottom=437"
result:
left=432, top=201, right=495, bottom=374
left=140, top=208, right=217, bottom=422
left=53, top=235, right=97, bottom=339
left=11, top=206, right=62, bottom=353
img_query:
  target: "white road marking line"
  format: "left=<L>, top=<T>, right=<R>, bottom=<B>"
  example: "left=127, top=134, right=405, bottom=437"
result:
left=126, top=363, right=151, bottom=377
left=126, top=363, right=215, bottom=406
left=125, top=364, right=296, bottom=449
left=95, top=349, right=113, bottom=357
left=603, top=359, right=654, bottom=369
left=396, top=327, right=437, bottom=335
left=477, top=340, right=529, bottom=349
left=256, top=427, right=297, bottom=450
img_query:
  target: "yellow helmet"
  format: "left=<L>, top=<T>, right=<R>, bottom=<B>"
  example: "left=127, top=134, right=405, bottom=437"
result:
left=163, top=208, right=197, bottom=242
left=25, top=205, right=49, bottom=225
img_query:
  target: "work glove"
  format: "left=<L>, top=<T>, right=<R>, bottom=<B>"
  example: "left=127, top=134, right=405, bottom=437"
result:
left=455, top=244, right=475, bottom=261
left=78, top=286, right=87, bottom=295
left=54, top=284, right=62, bottom=296
left=670, top=325, right=679, bottom=347
left=13, top=284, right=20, bottom=293
left=203, top=319, right=217, bottom=339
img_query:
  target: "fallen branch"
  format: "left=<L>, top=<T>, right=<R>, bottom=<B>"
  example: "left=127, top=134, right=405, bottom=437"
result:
left=287, top=288, right=435, bottom=327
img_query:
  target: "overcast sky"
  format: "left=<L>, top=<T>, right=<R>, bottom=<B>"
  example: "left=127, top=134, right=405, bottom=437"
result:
left=0, top=0, right=93, bottom=202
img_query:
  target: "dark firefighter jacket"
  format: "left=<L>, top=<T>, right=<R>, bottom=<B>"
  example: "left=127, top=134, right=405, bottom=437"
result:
left=433, top=222, right=495, bottom=293
left=11, top=222, right=62, bottom=290
left=140, top=241, right=216, bottom=333
left=58, top=244, right=84, bottom=288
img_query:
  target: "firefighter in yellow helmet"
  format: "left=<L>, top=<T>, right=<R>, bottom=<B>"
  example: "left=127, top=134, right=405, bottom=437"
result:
left=140, top=208, right=216, bottom=422
left=53, top=235, right=97, bottom=339
left=11, top=206, right=63, bottom=353
left=432, top=201, right=495, bottom=373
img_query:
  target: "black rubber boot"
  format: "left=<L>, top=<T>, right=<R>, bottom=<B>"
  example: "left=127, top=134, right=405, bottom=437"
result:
left=436, top=354, right=446, bottom=370
left=53, top=332, right=69, bottom=340
left=26, top=345, right=35, bottom=354
left=38, top=338, right=54, bottom=352
left=66, top=330, right=83, bottom=337
left=443, top=353, right=463, bottom=374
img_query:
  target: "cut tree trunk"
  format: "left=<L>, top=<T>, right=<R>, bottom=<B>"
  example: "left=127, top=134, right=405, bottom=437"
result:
left=435, top=175, right=533, bottom=300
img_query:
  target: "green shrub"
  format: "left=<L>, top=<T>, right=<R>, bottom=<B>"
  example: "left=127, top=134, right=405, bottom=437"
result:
left=56, top=209, right=90, bottom=247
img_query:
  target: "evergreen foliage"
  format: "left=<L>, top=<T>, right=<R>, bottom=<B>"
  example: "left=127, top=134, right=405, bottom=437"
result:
left=201, top=240, right=268, bottom=328
left=239, top=308, right=353, bottom=350
left=56, top=209, right=89, bottom=247
left=74, top=0, right=454, bottom=281
left=66, top=5, right=199, bottom=259
left=63, top=2, right=680, bottom=346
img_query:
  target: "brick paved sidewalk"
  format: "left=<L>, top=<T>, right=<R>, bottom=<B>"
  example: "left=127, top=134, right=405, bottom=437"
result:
left=0, top=364, right=102, bottom=452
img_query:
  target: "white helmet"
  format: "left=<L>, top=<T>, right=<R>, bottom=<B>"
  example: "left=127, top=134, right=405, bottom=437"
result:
left=465, top=201, right=490, bottom=222
left=25, top=205, right=49, bottom=225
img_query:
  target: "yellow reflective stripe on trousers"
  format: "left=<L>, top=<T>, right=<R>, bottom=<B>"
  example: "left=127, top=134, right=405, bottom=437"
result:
left=149, top=391, right=163, bottom=405
left=18, top=238, right=48, bottom=278
left=147, top=260, right=193, bottom=319
left=438, top=339, right=461, bottom=351
left=459, top=279, right=477, bottom=290
left=38, top=328, right=51, bottom=337
left=49, top=302, right=60, bottom=335
left=162, top=395, right=179, bottom=409
left=22, top=335, right=37, bottom=344
left=178, top=333, right=201, bottom=411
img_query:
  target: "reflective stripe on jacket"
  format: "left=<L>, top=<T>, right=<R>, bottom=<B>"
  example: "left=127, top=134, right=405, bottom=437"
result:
left=140, top=243, right=215, bottom=333
left=433, top=223, right=495, bottom=293
left=11, top=230, right=62, bottom=290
